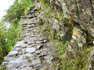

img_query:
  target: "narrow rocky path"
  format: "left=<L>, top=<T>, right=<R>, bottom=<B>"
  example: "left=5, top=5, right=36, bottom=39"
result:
left=2, top=6, right=58, bottom=70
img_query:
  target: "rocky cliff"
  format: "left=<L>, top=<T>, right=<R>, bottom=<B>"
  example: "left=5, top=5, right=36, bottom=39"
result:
left=1, top=0, right=94, bottom=70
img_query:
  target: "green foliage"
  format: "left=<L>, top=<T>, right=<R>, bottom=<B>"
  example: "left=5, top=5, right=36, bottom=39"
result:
left=0, top=22, right=20, bottom=64
left=39, top=6, right=92, bottom=70
left=44, top=0, right=49, bottom=3
left=6, top=24, right=20, bottom=51
left=3, top=0, right=34, bottom=23
left=0, top=0, right=34, bottom=64
left=0, top=65, right=5, bottom=70
left=59, top=46, right=92, bottom=70
left=0, top=22, right=7, bottom=64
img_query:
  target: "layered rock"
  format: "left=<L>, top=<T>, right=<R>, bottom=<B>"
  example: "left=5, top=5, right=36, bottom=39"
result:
left=50, top=0, right=94, bottom=38
left=1, top=0, right=94, bottom=70
left=50, top=0, right=94, bottom=69
left=1, top=5, right=59, bottom=70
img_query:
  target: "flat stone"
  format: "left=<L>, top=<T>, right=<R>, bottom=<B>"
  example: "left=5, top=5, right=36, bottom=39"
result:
left=31, top=59, right=41, bottom=66
left=43, top=40, right=47, bottom=43
left=15, top=41, right=25, bottom=47
left=26, top=48, right=36, bottom=53
left=36, top=44, right=43, bottom=49
left=8, top=51, right=18, bottom=56
left=1, top=4, right=58, bottom=70
left=35, top=50, right=41, bottom=54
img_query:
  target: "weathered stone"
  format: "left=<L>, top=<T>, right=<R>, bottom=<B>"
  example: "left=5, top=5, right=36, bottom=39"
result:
left=26, top=48, right=36, bottom=53
left=87, top=47, right=94, bottom=70
left=36, top=44, right=43, bottom=49
left=2, top=0, right=93, bottom=69
left=49, top=18, right=60, bottom=32
left=8, top=51, right=18, bottom=57
left=14, top=41, right=25, bottom=47
left=66, top=26, right=86, bottom=58
left=1, top=4, right=58, bottom=70
left=51, top=0, right=94, bottom=38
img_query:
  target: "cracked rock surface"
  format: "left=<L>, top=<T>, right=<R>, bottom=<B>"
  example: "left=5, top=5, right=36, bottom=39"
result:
left=2, top=6, right=59, bottom=70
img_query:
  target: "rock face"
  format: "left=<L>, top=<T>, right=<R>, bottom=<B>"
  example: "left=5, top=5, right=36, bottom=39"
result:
left=66, top=26, right=86, bottom=58
left=50, top=0, right=94, bottom=69
left=87, top=48, right=94, bottom=70
left=50, top=0, right=94, bottom=38
left=1, top=0, right=94, bottom=70
left=1, top=5, right=59, bottom=70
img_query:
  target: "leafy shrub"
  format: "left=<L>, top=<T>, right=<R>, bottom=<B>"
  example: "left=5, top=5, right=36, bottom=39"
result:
left=0, top=0, right=34, bottom=64
left=0, top=22, right=20, bottom=64
left=0, top=65, right=5, bottom=70
left=44, top=0, right=49, bottom=3
left=0, top=22, right=7, bottom=64
left=3, top=0, right=34, bottom=23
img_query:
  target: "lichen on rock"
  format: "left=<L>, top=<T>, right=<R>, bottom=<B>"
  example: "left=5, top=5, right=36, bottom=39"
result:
left=1, top=0, right=94, bottom=70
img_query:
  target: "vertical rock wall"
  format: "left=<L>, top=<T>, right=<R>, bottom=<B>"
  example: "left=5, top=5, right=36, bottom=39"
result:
left=1, top=5, right=59, bottom=70
left=1, top=0, right=94, bottom=70
left=50, top=0, right=94, bottom=38
left=50, top=0, right=94, bottom=69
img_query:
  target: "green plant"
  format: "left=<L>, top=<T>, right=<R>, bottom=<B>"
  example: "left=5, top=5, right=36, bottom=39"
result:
left=44, top=0, right=49, bottom=3
left=3, top=0, right=34, bottom=23
left=0, top=22, right=20, bottom=64
left=0, top=0, right=34, bottom=64
left=0, top=22, right=8, bottom=64
left=6, top=23, right=21, bottom=51
left=0, top=65, right=5, bottom=70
